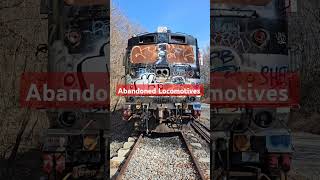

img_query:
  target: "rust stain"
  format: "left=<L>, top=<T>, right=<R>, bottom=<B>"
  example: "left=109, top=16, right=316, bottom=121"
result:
left=130, top=45, right=158, bottom=64
left=130, top=44, right=195, bottom=64
left=166, top=44, right=195, bottom=64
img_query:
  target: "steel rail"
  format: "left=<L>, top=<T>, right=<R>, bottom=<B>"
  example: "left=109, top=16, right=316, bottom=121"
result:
left=115, top=134, right=143, bottom=180
left=180, top=132, right=207, bottom=180
left=191, top=121, right=210, bottom=143
left=115, top=132, right=207, bottom=180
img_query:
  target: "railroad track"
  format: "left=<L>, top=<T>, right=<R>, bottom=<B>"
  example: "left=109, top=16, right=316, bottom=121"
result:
left=115, top=132, right=207, bottom=180
left=191, top=120, right=210, bottom=143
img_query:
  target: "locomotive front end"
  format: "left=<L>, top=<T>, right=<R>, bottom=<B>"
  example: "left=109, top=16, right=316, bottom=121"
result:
left=121, top=27, right=203, bottom=133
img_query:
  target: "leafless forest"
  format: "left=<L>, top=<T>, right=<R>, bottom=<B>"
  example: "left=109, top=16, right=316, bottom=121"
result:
left=0, top=0, right=48, bottom=160
left=109, top=4, right=144, bottom=110
left=288, top=0, right=320, bottom=134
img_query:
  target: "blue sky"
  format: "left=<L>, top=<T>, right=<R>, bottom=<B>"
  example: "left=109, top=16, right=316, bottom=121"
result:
left=112, top=0, right=210, bottom=49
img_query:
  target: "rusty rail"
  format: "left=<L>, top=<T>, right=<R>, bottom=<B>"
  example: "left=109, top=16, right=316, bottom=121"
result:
left=115, top=132, right=206, bottom=180
left=191, top=121, right=210, bottom=143
left=115, top=134, right=143, bottom=180
left=180, top=132, right=207, bottom=180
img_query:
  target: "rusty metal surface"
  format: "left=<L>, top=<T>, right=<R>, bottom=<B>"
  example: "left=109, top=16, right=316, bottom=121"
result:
left=115, top=134, right=143, bottom=180
left=166, top=44, right=195, bottom=64
left=191, top=121, right=210, bottom=143
left=180, top=132, right=207, bottom=180
left=130, top=45, right=158, bottom=64
left=115, top=132, right=206, bottom=180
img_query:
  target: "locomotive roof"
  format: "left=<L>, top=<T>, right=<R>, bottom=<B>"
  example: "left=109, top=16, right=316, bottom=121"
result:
left=127, top=32, right=198, bottom=47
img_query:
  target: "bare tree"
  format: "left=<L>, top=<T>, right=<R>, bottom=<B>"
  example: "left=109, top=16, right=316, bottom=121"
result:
left=201, top=45, right=210, bottom=102
left=289, top=0, right=320, bottom=112
left=110, top=4, right=145, bottom=110
left=287, top=0, right=320, bottom=134
left=0, top=0, right=49, bottom=177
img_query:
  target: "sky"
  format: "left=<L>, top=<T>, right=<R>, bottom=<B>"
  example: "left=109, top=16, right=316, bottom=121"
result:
left=112, top=0, right=210, bottom=49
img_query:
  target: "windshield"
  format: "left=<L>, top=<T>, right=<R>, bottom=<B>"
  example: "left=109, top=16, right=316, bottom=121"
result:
left=130, top=44, right=196, bottom=64
left=166, top=44, right=195, bottom=64
left=130, top=44, right=158, bottom=64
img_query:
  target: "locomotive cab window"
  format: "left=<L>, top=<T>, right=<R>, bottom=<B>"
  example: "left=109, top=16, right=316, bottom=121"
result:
left=169, top=35, right=186, bottom=44
left=130, top=44, right=158, bottom=64
left=166, top=44, right=195, bottom=64
left=139, top=35, right=156, bottom=44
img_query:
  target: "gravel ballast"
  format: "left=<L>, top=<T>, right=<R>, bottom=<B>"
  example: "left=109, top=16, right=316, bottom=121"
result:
left=122, top=135, right=201, bottom=180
